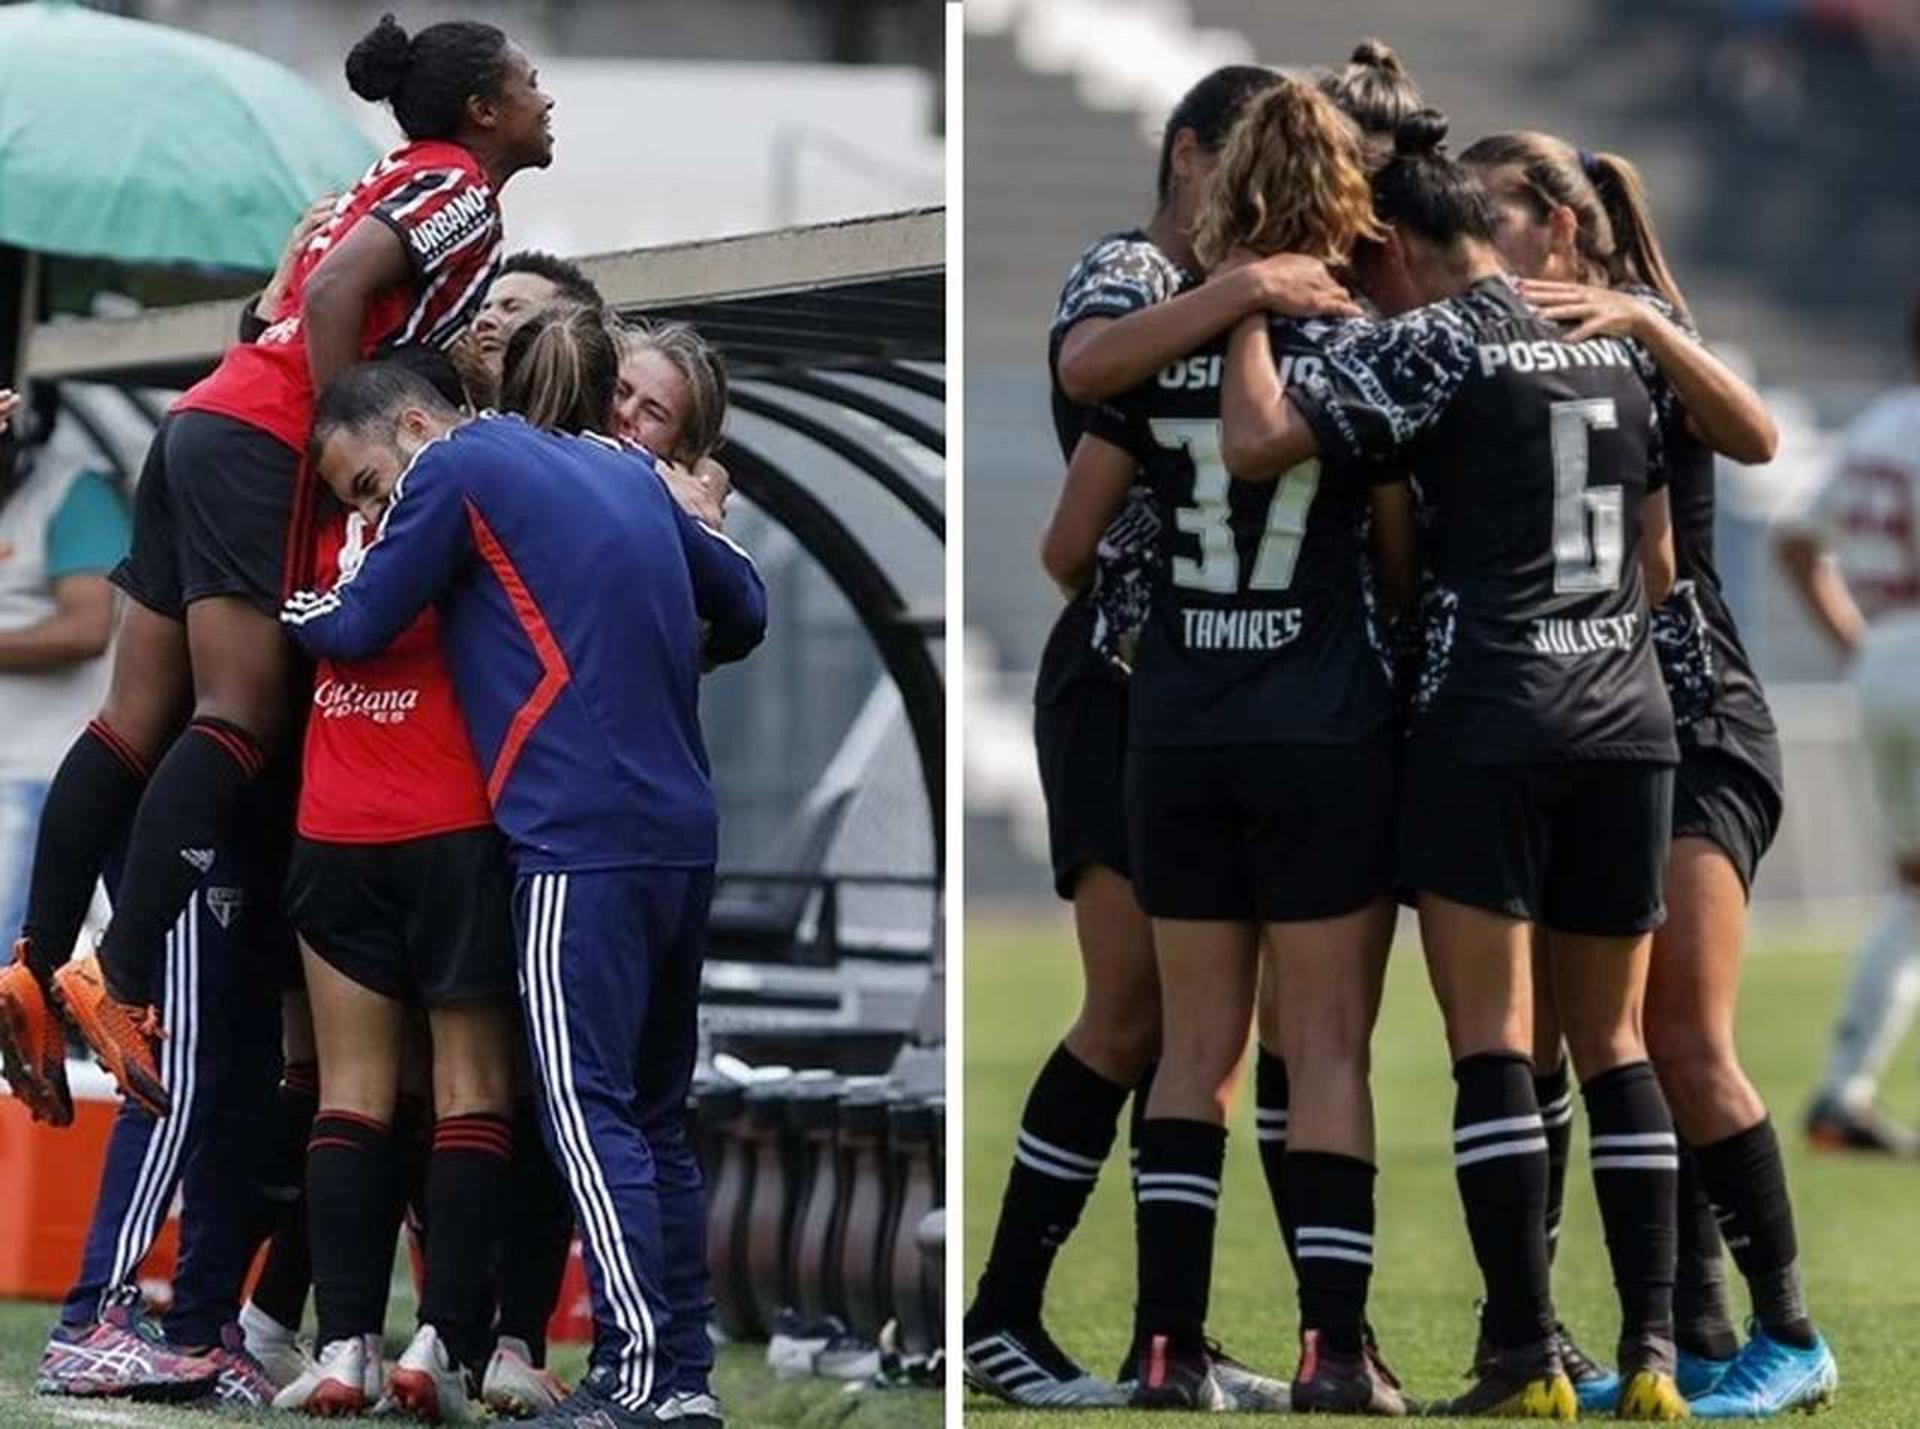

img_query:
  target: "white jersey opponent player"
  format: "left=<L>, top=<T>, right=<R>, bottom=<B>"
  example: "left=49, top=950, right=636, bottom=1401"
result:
left=1778, top=297, right=1920, bottom=1155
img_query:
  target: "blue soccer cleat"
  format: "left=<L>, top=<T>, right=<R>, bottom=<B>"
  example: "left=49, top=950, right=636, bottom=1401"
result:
left=1688, top=1324, right=1837, bottom=1418
left=1552, top=1323, right=1620, bottom=1414
left=1675, top=1346, right=1736, bottom=1400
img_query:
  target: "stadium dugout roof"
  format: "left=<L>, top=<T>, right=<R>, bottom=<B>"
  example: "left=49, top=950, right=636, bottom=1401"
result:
left=20, top=207, right=947, bottom=867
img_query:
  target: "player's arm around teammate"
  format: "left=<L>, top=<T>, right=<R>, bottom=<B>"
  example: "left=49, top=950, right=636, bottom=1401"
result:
left=1101, top=79, right=1413, bottom=1415
left=1224, top=112, right=1693, bottom=1421
left=1465, top=131, right=1836, bottom=1417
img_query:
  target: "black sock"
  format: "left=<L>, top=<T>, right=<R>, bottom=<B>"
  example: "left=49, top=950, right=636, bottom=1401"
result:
left=1452, top=1052, right=1552, bottom=1350
left=20, top=720, right=150, bottom=982
left=97, top=717, right=266, bottom=1001
left=1534, top=1055, right=1574, bottom=1265
left=308, top=1111, right=397, bottom=1348
left=1125, top=1060, right=1154, bottom=1360
left=394, top=1094, right=435, bottom=1236
left=969, top=1044, right=1129, bottom=1328
left=1134, top=1117, right=1226, bottom=1354
left=1582, top=1062, right=1678, bottom=1348
left=1255, top=1049, right=1298, bottom=1273
left=496, top=1100, right=574, bottom=1365
left=420, top=1114, right=512, bottom=1372
left=1674, top=1144, right=1739, bottom=1360
left=249, top=1061, right=318, bottom=1330
left=1690, top=1119, right=1815, bottom=1348
left=1285, top=1151, right=1375, bottom=1355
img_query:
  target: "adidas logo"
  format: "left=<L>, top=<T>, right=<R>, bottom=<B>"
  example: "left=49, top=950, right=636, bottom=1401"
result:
left=179, top=848, right=215, bottom=874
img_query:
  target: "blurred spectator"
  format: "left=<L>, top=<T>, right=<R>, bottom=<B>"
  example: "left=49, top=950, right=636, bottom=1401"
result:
left=0, top=386, right=129, bottom=939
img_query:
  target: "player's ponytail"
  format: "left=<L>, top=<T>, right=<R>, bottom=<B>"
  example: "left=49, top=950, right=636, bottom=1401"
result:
left=346, top=13, right=509, bottom=143
left=1587, top=150, right=1689, bottom=322
left=1191, top=76, right=1383, bottom=270
left=1460, top=130, right=1691, bottom=321
left=502, top=305, right=620, bottom=438
left=1318, top=38, right=1423, bottom=157
left=1367, top=109, right=1497, bottom=246
left=1155, top=65, right=1282, bottom=209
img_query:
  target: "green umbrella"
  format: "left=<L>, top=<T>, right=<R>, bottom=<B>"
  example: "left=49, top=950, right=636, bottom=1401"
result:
left=0, top=0, right=378, bottom=271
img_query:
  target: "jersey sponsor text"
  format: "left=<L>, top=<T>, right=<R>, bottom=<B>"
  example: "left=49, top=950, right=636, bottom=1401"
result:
left=1477, top=335, right=1634, bottom=378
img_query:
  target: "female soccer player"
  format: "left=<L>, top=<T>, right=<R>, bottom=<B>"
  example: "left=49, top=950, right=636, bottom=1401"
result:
left=0, top=14, right=554, bottom=1123
left=1071, top=77, right=1415, bottom=1414
left=616, top=321, right=734, bottom=530
left=1221, top=111, right=1689, bottom=1421
left=1461, top=129, right=1837, bottom=1419
left=963, top=59, right=1371, bottom=1411
left=269, top=347, right=518, bottom=1421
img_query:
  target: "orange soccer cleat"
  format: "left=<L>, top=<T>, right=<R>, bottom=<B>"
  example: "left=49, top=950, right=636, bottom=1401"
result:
left=51, top=953, right=169, bottom=1119
left=0, top=938, right=74, bottom=1126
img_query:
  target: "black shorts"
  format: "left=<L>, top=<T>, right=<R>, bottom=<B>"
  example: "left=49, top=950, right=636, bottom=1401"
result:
left=1397, top=742, right=1674, bottom=937
left=111, top=411, right=301, bottom=619
left=1125, top=733, right=1395, bottom=923
left=285, top=829, right=516, bottom=1006
left=1034, top=679, right=1132, bottom=898
left=1672, top=745, right=1783, bottom=896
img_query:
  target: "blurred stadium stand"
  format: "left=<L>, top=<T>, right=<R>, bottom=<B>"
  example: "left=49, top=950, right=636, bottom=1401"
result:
left=964, top=0, right=1917, bottom=918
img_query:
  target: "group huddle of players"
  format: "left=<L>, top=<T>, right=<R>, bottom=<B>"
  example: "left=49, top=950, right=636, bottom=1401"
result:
left=0, top=15, right=756, bottom=1429
left=966, top=41, right=1837, bottom=1421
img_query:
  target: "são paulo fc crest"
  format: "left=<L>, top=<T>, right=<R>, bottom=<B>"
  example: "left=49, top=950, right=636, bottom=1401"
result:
left=205, top=886, right=244, bottom=930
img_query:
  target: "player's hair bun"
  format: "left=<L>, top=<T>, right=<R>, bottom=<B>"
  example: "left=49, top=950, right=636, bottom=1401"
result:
left=1349, top=39, right=1405, bottom=76
left=346, top=13, right=412, bottom=102
left=1394, top=108, right=1451, bottom=158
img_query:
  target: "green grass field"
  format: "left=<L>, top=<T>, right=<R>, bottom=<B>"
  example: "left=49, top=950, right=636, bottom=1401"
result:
left=0, top=1279, right=941, bottom=1427
left=964, top=912, right=1920, bottom=1426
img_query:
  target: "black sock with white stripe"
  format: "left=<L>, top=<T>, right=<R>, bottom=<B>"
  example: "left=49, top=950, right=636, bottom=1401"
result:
left=969, top=1044, right=1129, bottom=1329
left=1689, top=1119, right=1815, bottom=1349
left=1582, top=1061, right=1678, bottom=1348
left=1535, top=1055, right=1574, bottom=1264
left=1674, top=1144, right=1739, bottom=1360
left=1453, top=1052, right=1553, bottom=1350
left=1135, top=1118, right=1225, bottom=1355
left=1255, top=1049, right=1298, bottom=1273
left=1125, top=1061, right=1155, bottom=1361
left=1285, top=1151, right=1375, bottom=1355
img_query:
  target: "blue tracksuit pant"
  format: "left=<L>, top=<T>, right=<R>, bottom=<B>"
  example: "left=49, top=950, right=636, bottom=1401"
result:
left=515, top=866, right=715, bottom=1411
left=61, top=844, right=280, bottom=1344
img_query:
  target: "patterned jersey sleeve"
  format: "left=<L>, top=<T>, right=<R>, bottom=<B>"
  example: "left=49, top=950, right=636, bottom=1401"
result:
left=1050, top=235, right=1188, bottom=344
left=369, top=166, right=499, bottom=281
left=1619, top=285, right=1699, bottom=460
left=1285, top=304, right=1479, bottom=466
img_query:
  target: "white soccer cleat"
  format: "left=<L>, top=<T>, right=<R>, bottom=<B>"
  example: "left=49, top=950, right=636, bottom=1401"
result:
left=656, top=1389, right=725, bottom=1426
left=238, top=1299, right=306, bottom=1391
left=381, top=1323, right=480, bottom=1423
left=272, top=1333, right=383, bottom=1417
left=963, top=1327, right=1128, bottom=1407
left=480, top=1335, right=567, bottom=1419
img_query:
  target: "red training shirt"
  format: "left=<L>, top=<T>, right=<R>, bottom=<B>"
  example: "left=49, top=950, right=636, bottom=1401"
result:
left=174, top=140, right=503, bottom=454
left=297, top=510, right=493, bottom=844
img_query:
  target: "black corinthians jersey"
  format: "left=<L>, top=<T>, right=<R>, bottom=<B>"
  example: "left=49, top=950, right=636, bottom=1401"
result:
left=1290, top=275, right=1678, bottom=765
left=1624, top=288, right=1780, bottom=776
left=1034, top=231, right=1189, bottom=704
left=1089, top=321, right=1397, bottom=748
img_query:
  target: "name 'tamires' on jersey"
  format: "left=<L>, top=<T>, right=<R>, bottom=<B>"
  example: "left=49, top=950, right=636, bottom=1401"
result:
left=1289, top=275, right=1677, bottom=765
left=1088, top=324, right=1396, bottom=749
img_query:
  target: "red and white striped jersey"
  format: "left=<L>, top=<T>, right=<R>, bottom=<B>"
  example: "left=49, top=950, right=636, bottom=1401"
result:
left=1803, top=387, right=1920, bottom=622
left=174, top=140, right=502, bottom=453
